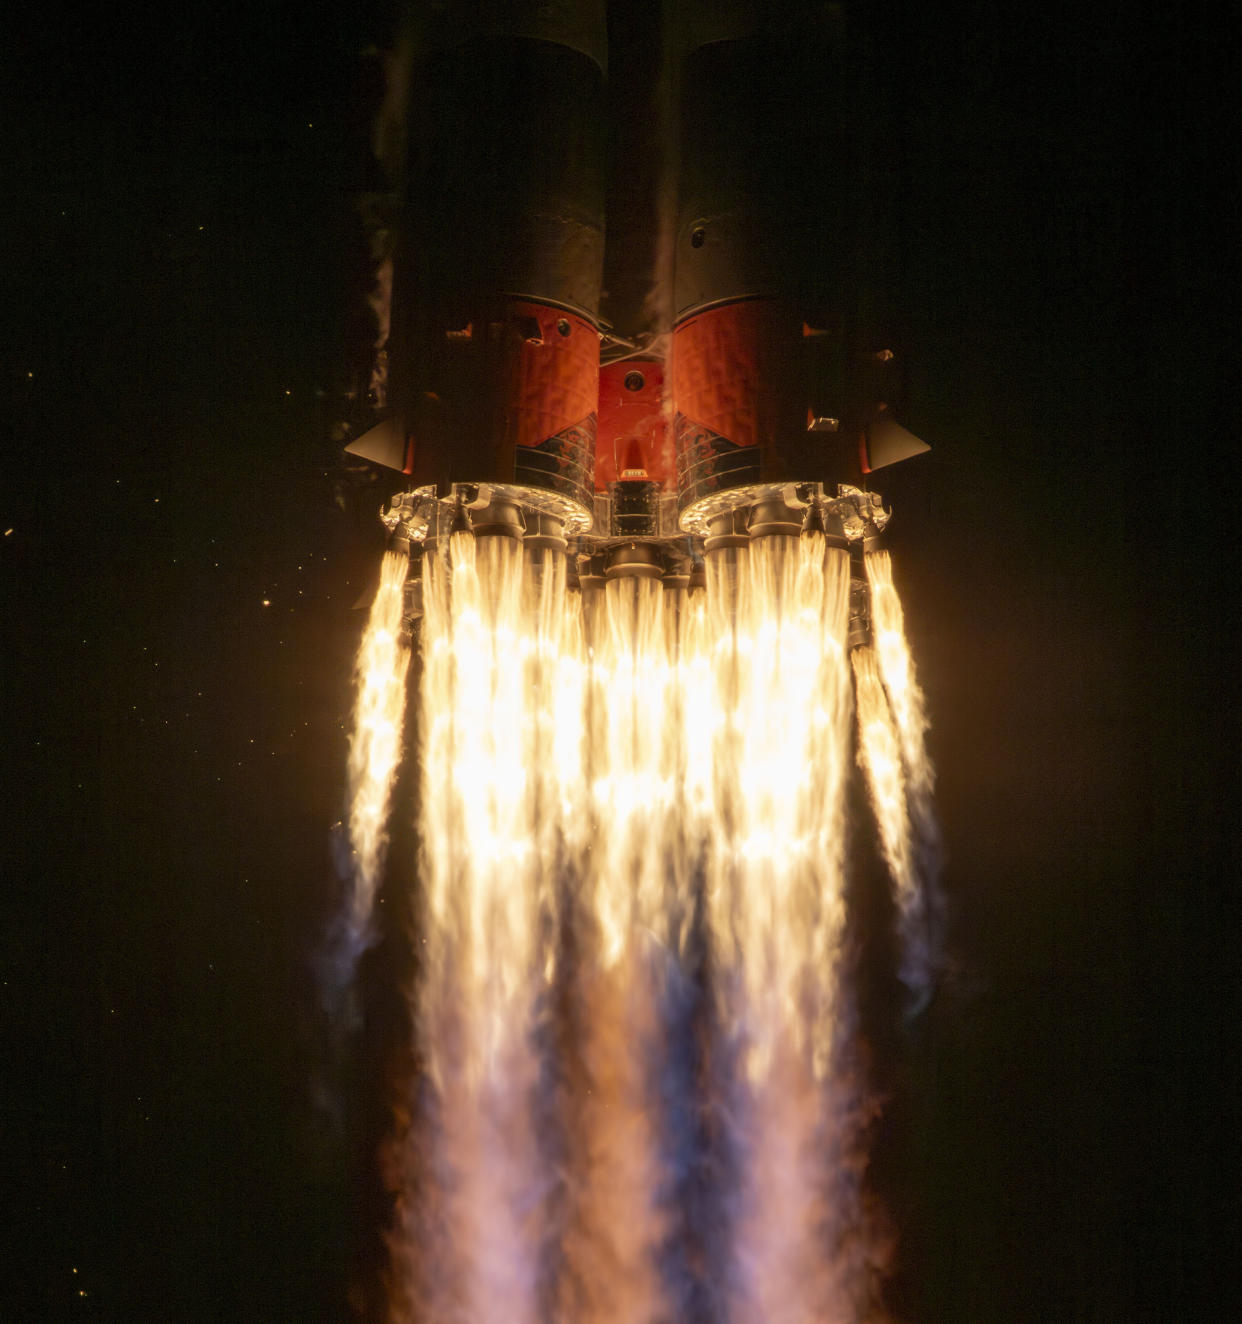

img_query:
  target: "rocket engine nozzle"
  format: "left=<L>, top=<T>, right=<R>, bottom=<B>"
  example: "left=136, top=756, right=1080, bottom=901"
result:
left=847, top=572, right=872, bottom=652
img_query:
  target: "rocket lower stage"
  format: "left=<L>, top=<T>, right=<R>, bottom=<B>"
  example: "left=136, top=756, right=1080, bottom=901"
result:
left=337, top=527, right=939, bottom=1323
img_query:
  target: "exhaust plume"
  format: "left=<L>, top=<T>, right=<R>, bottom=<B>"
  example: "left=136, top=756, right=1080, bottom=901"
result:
left=330, top=524, right=940, bottom=1322
left=865, top=549, right=944, bottom=1005
left=322, top=547, right=410, bottom=1001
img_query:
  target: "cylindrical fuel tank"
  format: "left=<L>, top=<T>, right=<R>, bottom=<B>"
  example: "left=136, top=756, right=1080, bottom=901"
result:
left=394, top=2, right=608, bottom=529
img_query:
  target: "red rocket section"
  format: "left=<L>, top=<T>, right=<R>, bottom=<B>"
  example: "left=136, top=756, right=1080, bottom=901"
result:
left=502, top=302, right=600, bottom=454
left=403, top=298, right=600, bottom=509
left=671, top=300, right=804, bottom=510
left=493, top=299, right=600, bottom=513
left=671, top=301, right=800, bottom=453
left=594, top=360, right=671, bottom=491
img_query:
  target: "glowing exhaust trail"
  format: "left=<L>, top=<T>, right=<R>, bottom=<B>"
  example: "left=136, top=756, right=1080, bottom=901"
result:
left=413, top=531, right=562, bottom=1324
left=866, top=550, right=932, bottom=804
left=345, top=516, right=936, bottom=1322
left=865, top=549, right=943, bottom=1001
left=556, top=573, right=678, bottom=1324
left=852, top=644, right=915, bottom=912
left=328, top=548, right=410, bottom=994
left=587, top=574, right=675, bottom=955
left=706, top=533, right=863, bottom=1321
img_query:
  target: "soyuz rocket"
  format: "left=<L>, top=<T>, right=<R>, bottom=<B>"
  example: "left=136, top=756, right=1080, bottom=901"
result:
left=345, top=0, right=929, bottom=625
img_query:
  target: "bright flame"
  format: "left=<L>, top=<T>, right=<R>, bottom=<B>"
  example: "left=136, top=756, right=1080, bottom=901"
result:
left=414, top=533, right=588, bottom=1323
left=585, top=574, right=682, bottom=959
left=706, top=534, right=852, bottom=1071
left=344, top=548, right=410, bottom=945
left=370, top=526, right=936, bottom=1323
left=704, top=533, right=858, bottom=1318
left=866, top=550, right=933, bottom=802
left=852, top=645, right=914, bottom=903
left=865, top=549, right=943, bottom=1000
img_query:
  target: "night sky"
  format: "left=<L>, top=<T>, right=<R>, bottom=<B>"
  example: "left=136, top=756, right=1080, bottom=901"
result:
left=2, top=3, right=1231, bottom=1321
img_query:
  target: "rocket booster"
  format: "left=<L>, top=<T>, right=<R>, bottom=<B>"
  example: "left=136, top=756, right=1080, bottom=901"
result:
left=347, top=0, right=928, bottom=596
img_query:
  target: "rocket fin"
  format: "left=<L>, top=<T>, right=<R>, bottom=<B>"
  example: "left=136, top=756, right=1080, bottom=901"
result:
left=864, top=414, right=930, bottom=472
left=344, top=418, right=409, bottom=473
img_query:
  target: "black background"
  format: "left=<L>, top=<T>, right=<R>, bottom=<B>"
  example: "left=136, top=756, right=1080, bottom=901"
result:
left=2, top=2, right=1232, bottom=1320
